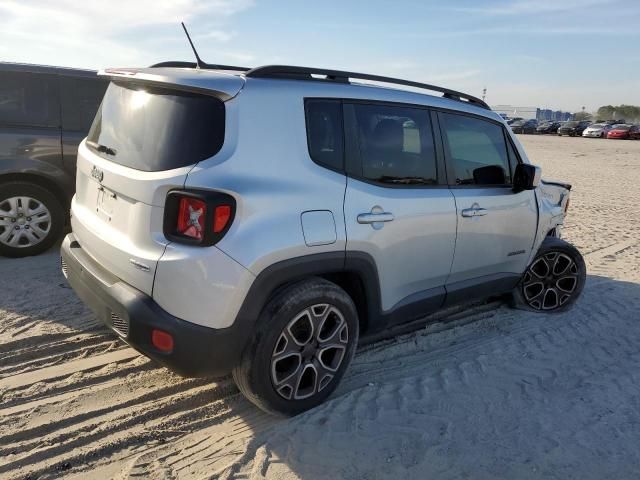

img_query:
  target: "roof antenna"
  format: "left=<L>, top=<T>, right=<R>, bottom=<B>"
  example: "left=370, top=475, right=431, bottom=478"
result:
left=181, top=22, right=205, bottom=69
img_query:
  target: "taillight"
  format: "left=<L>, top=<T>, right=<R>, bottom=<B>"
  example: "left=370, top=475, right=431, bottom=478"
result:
left=164, top=190, right=236, bottom=246
left=176, top=197, right=206, bottom=240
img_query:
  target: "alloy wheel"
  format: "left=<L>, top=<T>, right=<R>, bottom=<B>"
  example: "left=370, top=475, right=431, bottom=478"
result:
left=0, top=196, right=52, bottom=248
left=271, top=303, right=349, bottom=400
left=522, top=252, right=580, bottom=310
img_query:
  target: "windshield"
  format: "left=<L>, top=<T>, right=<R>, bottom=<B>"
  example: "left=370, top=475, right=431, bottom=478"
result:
left=589, top=124, right=604, bottom=128
left=613, top=125, right=630, bottom=131
left=87, top=82, right=225, bottom=172
left=564, top=121, right=579, bottom=127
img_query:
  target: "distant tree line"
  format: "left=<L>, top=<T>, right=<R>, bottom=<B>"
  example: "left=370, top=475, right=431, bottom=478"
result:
left=573, top=111, right=592, bottom=121
left=595, top=105, right=640, bottom=123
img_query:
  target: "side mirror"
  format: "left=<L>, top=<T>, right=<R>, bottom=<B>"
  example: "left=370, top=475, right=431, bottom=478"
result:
left=513, top=163, right=541, bottom=192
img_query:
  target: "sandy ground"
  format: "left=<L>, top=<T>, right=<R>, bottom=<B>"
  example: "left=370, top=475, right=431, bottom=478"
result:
left=1, top=135, right=640, bottom=479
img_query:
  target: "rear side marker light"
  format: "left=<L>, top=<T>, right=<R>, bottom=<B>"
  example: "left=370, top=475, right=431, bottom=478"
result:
left=152, top=329, right=174, bottom=353
left=213, top=205, right=232, bottom=233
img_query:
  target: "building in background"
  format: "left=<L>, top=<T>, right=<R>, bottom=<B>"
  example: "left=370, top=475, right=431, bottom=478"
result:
left=537, top=109, right=572, bottom=122
left=492, top=105, right=573, bottom=121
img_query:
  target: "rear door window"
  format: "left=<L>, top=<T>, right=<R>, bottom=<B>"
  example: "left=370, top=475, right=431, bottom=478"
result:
left=87, top=81, right=225, bottom=172
left=0, top=71, right=59, bottom=127
left=347, top=103, right=438, bottom=186
left=440, top=112, right=512, bottom=186
left=60, top=76, right=108, bottom=132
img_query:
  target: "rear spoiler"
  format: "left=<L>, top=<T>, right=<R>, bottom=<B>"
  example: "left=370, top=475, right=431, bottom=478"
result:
left=99, top=67, right=245, bottom=101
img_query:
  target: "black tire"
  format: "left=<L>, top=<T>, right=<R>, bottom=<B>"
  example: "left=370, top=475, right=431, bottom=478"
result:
left=0, top=181, right=65, bottom=258
left=233, top=277, right=359, bottom=416
left=512, top=237, right=586, bottom=313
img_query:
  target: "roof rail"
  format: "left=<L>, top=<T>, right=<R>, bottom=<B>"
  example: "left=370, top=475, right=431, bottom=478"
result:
left=150, top=61, right=250, bottom=72
left=245, top=65, right=490, bottom=110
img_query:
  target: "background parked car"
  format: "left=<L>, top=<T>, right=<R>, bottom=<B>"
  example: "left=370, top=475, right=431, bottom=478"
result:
left=557, top=120, right=591, bottom=136
left=536, top=121, right=561, bottom=134
left=0, top=63, right=108, bottom=257
left=582, top=123, right=612, bottom=138
left=630, top=125, right=640, bottom=139
left=510, top=119, right=538, bottom=134
left=607, top=124, right=633, bottom=139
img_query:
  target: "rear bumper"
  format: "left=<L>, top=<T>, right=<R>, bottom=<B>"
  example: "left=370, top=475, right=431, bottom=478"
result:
left=61, top=234, right=247, bottom=377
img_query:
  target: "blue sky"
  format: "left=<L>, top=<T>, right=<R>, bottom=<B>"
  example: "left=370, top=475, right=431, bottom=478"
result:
left=1, top=0, right=638, bottom=112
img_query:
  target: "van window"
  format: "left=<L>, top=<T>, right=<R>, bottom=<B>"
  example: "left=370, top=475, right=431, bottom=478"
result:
left=305, top=99, right=344, bottom=171
left=0, top=72, right=59, bottom=127
left=440, top=113, right=511, bottom=185
left=87, top=82, right=225, bottom=172
left=60, top=76, right=108, bottom=132
left=349, top=103, right=438, bottom=185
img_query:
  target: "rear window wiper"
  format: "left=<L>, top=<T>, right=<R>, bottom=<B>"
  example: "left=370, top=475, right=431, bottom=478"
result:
left=87, top=140, right=117, bottom=156
left=376, top=176, right=437, bottom=185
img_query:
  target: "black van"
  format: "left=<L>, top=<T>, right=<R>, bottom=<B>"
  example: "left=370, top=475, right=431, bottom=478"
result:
left=0, top=63, right=108, bottom=257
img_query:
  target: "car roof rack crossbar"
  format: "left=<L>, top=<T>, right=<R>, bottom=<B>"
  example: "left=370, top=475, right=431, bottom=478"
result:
left=150, top=61, right=250, bottom=72
left=245, top=65, right=490, bottom=109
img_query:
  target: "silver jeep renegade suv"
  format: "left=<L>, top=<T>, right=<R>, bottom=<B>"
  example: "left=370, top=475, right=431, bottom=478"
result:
left=61, top=63, right=585, bottom=415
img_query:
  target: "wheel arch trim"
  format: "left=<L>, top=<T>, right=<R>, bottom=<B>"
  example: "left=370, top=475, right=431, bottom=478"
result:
left=0, top=162, right=74, bottom=207
left=234, top=251, right=383, bottom=340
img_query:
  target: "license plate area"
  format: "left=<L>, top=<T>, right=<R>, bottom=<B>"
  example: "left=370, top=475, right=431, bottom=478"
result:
left=96, top=186, right=117, bottom=221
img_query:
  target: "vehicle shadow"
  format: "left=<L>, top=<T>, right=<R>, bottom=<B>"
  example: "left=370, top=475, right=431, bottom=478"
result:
left=3, top=248, right=640, bottom=479
left=0, top=247, right=108, bottom=330
left=0, top=246, right=115, bottom=375
left=201, top=273, right=640, bottom=479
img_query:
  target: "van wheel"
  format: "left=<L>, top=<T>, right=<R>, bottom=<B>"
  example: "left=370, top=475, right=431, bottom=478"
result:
left=233, top=278, right=359, bottom=416
left=512, top=237, right=586, bottom=313
left=0, top=182, right=64, bottom=258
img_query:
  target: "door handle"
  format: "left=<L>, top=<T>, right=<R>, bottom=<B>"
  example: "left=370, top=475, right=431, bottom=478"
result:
left=357, top=212, right=395, bottom=224
left=461, top=206, right=488, bottom=217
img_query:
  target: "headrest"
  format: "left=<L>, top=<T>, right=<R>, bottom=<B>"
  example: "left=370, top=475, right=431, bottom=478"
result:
left=371, top=119, right=403, bottom=151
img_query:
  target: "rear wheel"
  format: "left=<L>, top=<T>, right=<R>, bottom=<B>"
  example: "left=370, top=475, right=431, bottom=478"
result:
left=233, top=278, right=359, bottom=416
left=0, top=182, right=64, bottom=257
left=512, top=237, right=585, bottom=312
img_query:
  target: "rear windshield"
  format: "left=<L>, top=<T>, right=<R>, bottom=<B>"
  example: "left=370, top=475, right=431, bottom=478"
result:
left=87, top=82, right=225, bottom=171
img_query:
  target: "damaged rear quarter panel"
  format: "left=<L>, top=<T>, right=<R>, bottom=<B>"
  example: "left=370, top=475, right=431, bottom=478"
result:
left=529, top=180, right=571, bottom=263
